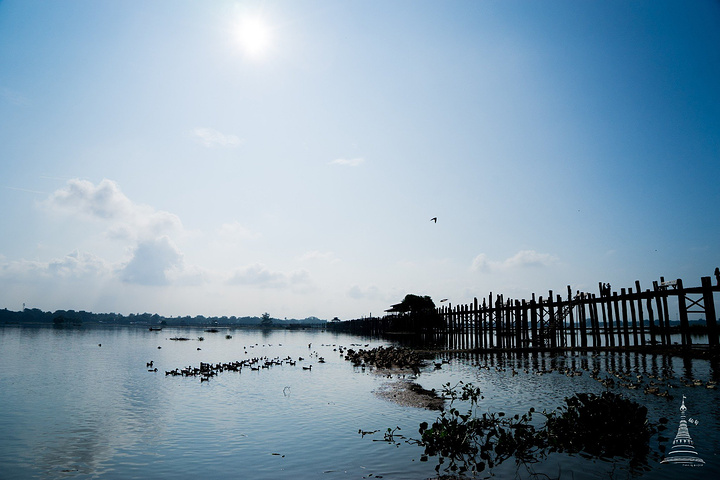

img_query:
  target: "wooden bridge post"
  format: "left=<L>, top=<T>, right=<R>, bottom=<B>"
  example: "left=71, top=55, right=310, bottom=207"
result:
left=701, top=276, right=718, bottom=348
left=466, top=303, right=472, bottom=349
left=557, top=294, right=565, bottom=347
left=645, top=294, right=657, bottom=346
left=503, top=296, right=509, bottom=350
left=473, top=297, right=479, bottom=350
left=455, top=304, right=461, bottom=349
left=457, top=304, right=463, bottom=350
left=467, top=304, right=476, bottom=349
left=653, top=277, right=670, bottom=346
left=605, top=291, right=615, bottom=347
left=466, top=303, right=471, bottom=350
left=493, top=295, right=503, bottom=348
left=511, top=299, right=517, bottom=349
left=460, top=304, right=466, bottom=349
left=538, top=295, right=545, bottom=347
left=499, top=299, right=505, bottom=350
left=515, top=300, right=522, bottom=351
left=456, top=304, right=462, bottom=349
left=585, top=293, right=600, bottom=348
left=506, top=297, right=512, bottom=350
left=504, top=299, right=510, bottom=350
left=628, top=287, right=639, bottom=346
left=612, top=292, right=623, bottom=347
left=676, top=278, right=691, bottom=349
left=521, top=299, right=529, bottom=349
left=634, top=281, right=646, bottom=346
left=579, top=293, right=588, bottom=348
left=447, top=303, right=455, bottom=350
left=652, top=281, right=667, bottom=346
left=530, top=294, right=538, bottom=348
left=567, top=286, right=576, bottom=349
left=660, top=278, right=673, bottom=346
left=589, top=293, right=607, bottom=348
left=481, top=299, right=487, bottom=349
left=621, top=288, right=631, bottom=346
left=548, top=291, right=557, bottom=349
left=488, top=294, right=494, bottom=349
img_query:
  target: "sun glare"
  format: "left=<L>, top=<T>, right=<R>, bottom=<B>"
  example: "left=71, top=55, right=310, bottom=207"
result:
left=236, top=16, right=272, bottom=59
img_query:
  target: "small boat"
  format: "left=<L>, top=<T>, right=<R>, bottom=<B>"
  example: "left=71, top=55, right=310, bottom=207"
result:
left=149, top=327, right=163, bottom=331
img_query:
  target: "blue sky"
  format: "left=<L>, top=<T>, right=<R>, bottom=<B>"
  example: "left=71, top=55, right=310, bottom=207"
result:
left=1, top=0, right=719, bottom=320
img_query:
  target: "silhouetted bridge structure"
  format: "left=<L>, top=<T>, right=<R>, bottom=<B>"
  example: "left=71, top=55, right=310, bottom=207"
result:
left=330, top=274, right=720, bottom=355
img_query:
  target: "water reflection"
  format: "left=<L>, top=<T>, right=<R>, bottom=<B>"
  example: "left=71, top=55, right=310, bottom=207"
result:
left=1, top=326, right=718, bottom=480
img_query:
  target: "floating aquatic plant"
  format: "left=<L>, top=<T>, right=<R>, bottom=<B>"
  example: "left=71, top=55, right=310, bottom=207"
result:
left=366, top=382, right=657, bottom=476
left=543, top=391, right=655, bottom=464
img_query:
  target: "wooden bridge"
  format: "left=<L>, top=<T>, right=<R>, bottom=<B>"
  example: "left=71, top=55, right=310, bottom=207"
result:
left=331, top=274, right=720, bottom=355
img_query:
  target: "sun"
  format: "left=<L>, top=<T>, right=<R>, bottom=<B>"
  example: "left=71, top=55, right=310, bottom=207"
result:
left=236, top=16, right=272, bottom=59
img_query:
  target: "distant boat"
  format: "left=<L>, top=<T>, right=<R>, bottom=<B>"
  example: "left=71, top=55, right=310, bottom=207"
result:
left=204, top=328, right=220, bottom=333
left=149, top=327, right=163, bottom=331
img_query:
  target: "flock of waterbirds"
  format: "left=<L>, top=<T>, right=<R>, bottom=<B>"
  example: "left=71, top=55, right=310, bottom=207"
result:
left=142, top=334, right=718, bottom=404
left=146, top=339, right=382, bottom=383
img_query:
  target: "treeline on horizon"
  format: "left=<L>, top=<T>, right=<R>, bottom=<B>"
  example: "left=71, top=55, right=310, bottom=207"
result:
left=0, top=307, right=328, bottom=327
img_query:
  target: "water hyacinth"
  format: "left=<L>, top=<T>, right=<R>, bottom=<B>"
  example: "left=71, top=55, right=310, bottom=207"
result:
left=371, top=382, right=657, bottom=476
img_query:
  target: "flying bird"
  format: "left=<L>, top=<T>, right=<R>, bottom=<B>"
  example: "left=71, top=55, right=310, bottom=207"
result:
left=430, top=217, right=437, bottom=223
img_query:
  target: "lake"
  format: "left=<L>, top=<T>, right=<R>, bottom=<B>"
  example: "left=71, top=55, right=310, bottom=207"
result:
left=1, top=325, right=718, bottom=479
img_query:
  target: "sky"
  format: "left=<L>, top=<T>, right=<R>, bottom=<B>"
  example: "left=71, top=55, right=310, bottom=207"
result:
left=1, top=0, right=719, bottom=320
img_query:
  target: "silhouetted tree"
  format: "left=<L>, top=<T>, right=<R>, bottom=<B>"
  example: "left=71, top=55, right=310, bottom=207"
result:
left=261, top=312, right=273, bottom=327
left=390, top=294, right=443, bottom=332
left=394, top=294, right=436, bottom=314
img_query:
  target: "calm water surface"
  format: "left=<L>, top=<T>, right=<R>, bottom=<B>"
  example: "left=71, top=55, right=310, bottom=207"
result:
left=1, top=326, right=718, bottom=479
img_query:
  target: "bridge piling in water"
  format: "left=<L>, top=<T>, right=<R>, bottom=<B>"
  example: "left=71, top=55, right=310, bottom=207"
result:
left=329, top=274, right=720, bottom=354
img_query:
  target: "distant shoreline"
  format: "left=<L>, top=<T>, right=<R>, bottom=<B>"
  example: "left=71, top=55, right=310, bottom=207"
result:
left=0, top=307, right=327, bottom=328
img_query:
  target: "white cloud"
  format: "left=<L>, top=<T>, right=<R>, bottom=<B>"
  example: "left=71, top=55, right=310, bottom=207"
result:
left=504, top=250, right=558, bottom=268
left=0, top=250, right=113, bottom=282
left=297, top=250, right=339, bottom=263
left=34, top=179, right=208, bottom=288
left=471, top=253, right=491, bottom=272
left=218, top=221, right=261, bottom=242
left=192, top=127, right=243, bottom=147
left=329, top=157, right=364, bottom=167
left=0, top=243, right=204, bottom=289
left=44, top=179, right=183, bottom=242
left=226, top=263, right=310, bottom=289
left=347, top=284, right=381, bottom=300
left=47, top=178, right=132, bottom=220
left=472, top=250, right=558, bottom=272
left=120, top=236, right=183, bottom=286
